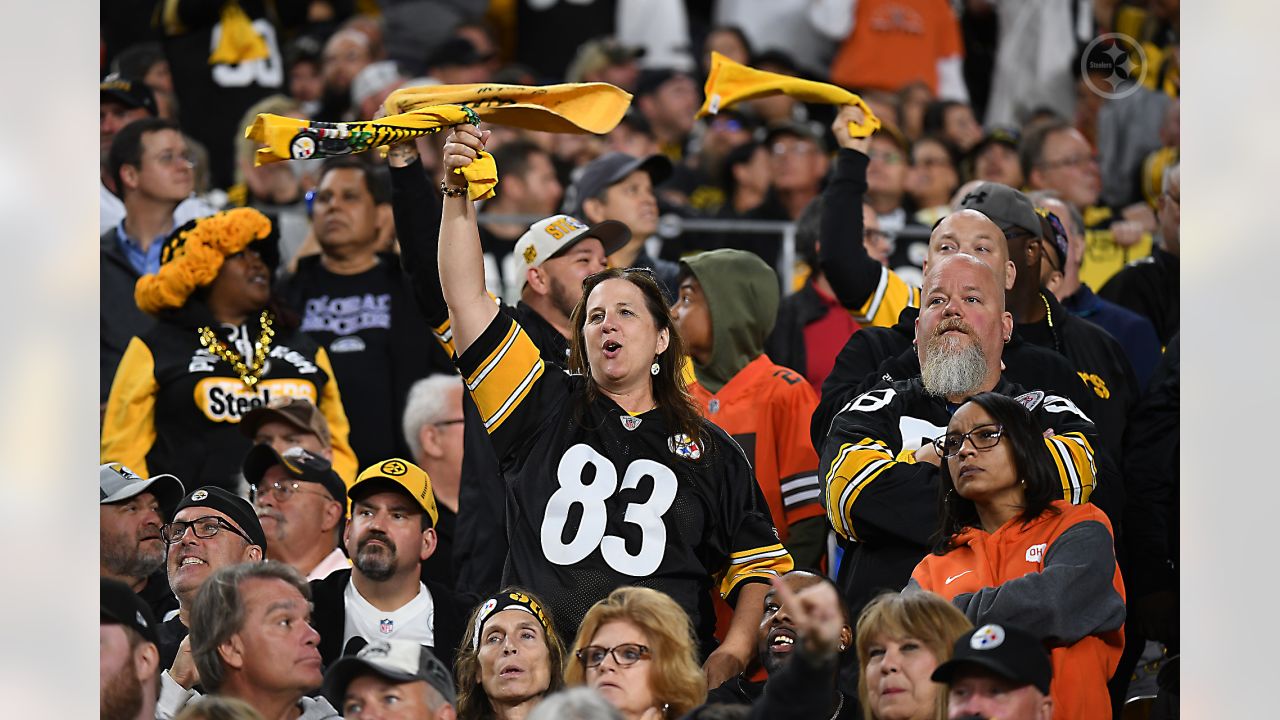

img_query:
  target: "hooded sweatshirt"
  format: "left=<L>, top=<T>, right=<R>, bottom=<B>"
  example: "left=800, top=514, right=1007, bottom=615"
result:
left=683, top=248, right=780, bottom=393
left=683, top=249, right=825, bottom=646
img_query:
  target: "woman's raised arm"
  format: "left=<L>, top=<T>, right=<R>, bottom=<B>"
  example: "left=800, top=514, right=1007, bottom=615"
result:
left=438, top=123, right=497, bottom=355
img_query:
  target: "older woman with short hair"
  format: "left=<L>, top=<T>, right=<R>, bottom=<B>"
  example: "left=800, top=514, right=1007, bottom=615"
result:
left=855, top=590, right=971, bottom=720
left=566, top=587, right=707, bottom=719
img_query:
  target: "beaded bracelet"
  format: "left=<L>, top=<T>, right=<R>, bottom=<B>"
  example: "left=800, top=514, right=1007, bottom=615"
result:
left=439, top=180, right=468, bottom=197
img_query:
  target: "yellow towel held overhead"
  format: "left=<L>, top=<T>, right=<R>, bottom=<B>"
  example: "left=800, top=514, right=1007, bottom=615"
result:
left=208, top=1, right=270, bottom=65
left=244, top=82, right=633, bottom=201
left=697, top=51, right=881, bottom=139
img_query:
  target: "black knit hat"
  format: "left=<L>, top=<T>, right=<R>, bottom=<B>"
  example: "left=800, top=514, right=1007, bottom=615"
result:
left=171, top=486, right=268, bottom=550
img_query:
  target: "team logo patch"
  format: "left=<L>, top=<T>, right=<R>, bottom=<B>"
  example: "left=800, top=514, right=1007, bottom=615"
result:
left=1025, top=543, right=1047, bottom=563
left=970, top=624, right=1006, bottom=650
left=190, top=489, right=209, bottom=501
left=477, top=598, right=498, bottom=624
left=380, top=460, right=408, bottom=476
left=1014, top=390, right=1045, bottom=411
left=620, top=416, right=643, bottom=431
left=379, top=618, right=394, bottom=635
left=708, top=399, right=720, bottom=414
left=523, top=245, right=538, bottom=264
left=668, top=434, right=702, bottom=461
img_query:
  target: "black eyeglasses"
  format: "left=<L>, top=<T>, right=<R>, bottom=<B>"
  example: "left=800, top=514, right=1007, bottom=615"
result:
left=576, top=643, right=652, bottom=668
left=932, top=424, right=1005, bottom=459
left=161, top=515, right=255, bottom=545
left=249, top=480, right=333, bottom=505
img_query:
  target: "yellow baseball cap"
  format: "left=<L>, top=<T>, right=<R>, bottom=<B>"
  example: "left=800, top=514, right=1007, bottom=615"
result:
left=350, top=458, right=438, bottom=527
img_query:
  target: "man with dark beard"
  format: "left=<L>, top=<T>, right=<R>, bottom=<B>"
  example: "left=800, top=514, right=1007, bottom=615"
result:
left=818, top=253, right=1103, bottom=621
left=309, top=458, right=474, bottom=671
left=102, top=577, right=163, bottom=720
left=100, top=463, right=185, bottom=621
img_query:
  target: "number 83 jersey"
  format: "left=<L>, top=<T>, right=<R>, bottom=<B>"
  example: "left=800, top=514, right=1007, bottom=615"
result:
left=455, top=314, right=793, bottom=649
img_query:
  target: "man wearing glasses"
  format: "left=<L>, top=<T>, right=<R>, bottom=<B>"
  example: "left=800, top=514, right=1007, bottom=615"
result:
left=402, top=374, right=468, bottom=588
left=156, top=486, right=267, bottom=691
left=244, top=444, right=349, bottom=581
left=818, top=252, right=1101, bottom=622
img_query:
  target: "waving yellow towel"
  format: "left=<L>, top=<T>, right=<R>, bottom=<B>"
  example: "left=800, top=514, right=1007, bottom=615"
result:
left=245, top=82, right=632, bottom=201
left=697, top=51, right=881, bottom=139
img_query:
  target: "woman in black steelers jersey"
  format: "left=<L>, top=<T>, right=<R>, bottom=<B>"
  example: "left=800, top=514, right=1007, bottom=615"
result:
left=436, top=123, right=793, bottom=689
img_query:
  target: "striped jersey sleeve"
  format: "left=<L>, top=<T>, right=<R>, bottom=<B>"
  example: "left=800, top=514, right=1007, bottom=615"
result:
left=822, top=437, right=899, bottom=542
left=715, top=430, right=795, bottom=602
left=850, top=267, right=921, bottom=328
left=1032, top=393, right=1100, bottom=506
left=454, top=313, right=568, bottom=458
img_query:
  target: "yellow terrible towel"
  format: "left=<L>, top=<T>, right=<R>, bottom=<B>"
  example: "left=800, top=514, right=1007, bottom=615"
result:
left=697, top=51, right=881, bottom=138
left=246, top=82, right=632, bottom=201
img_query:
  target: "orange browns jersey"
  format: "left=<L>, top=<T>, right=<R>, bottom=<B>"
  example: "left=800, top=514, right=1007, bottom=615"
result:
left=689, top=355, right=823, bottom=540
left=911, top=501, right=1126, bottom=720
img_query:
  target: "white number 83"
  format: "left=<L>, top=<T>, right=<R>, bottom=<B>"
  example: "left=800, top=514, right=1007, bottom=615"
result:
left=541, top=444, right=678, bottom=576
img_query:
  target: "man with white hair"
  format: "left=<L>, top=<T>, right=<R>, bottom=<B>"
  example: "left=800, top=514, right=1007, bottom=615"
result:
left=402, top=373, right=466, bottom=587
left=818, top=250, right=1102, bottom=620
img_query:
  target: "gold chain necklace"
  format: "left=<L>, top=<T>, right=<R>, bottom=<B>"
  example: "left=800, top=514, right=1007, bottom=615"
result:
left=198, top=311, right=276, bottom=387
left=1039, top=292, right=1063, bottom=354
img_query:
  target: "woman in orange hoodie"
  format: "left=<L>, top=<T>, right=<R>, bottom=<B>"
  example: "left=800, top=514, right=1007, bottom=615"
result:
left=907, top=392, right=1125, bottom=720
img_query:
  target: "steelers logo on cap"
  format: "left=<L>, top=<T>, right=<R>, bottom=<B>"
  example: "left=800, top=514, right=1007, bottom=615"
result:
left=381, top=460, right=408, bottom=476
left=970, top=624, right=1006, bottom=650
left=523, top=245, right=538, bottom=264
left=191, top=489, right=209, bottom=501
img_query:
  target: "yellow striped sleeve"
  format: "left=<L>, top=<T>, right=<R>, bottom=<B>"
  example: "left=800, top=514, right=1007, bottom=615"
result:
left=720, top=542, right=794, bottom=600
left=850, top=267, right=919, bottom=328
left=463, top=318, right=545, bottom=433
left=431, top=316, right=456, bottom=358
left=823, top=438, right=897, bottom=541
left=314, top=347, right=358, bottom=486
left=101, top=337, right=159, bottom=477
left=1043, top=431, right=1097, bottom=505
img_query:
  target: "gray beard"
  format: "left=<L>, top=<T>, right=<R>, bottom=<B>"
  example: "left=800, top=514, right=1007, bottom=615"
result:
left=921, top=338, right=988, bottom=398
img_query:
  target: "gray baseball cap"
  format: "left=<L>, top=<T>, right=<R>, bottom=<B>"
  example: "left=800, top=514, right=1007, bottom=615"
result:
left=100, top=463, right=185, bottom=520
left=324, top=639, right=457, bottom=707
left=565, top=152, right=672, bottom=218
left=958, top=182, right=1043, bottom=239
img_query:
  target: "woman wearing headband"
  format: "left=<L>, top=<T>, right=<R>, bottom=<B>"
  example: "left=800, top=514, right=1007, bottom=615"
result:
left=102, top=208, right=357, bottom=490
left=455, top=588, right=566, bottom=720
left=566, top=587, right=706, bottom=720
left=435, top=123, right=792, bottom=688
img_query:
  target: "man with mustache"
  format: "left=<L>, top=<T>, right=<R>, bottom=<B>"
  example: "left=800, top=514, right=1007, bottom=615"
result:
left=818, top=251, right=1102, bottom=621
left=244, top=444, right=349, bottom=580
left=100, top=463, right=185, bottom=622
left=308, top=458, right=474, bottom=672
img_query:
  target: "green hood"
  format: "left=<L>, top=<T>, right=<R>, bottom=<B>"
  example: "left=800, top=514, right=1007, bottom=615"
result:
left=681, top=249, right=780, bottom=394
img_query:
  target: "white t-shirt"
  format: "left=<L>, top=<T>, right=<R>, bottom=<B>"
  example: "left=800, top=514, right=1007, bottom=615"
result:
left=342, top=579, right=435, bottom=651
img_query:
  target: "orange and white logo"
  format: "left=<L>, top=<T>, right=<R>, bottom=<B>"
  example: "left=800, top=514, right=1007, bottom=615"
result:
left=194, top=378, right=318, bottom=423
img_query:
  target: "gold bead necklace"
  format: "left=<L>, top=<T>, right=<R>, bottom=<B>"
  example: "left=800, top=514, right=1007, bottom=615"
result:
left=198, top=311, right=276, bottom=387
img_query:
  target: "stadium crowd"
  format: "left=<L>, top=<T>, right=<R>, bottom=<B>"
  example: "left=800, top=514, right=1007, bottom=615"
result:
left=100, top=1, right=1180, bottom=719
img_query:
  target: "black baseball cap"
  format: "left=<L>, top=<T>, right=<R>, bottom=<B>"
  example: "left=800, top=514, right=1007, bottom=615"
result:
left=763, top=120, right=828, bottom=153
left=100, top=74, right=158, bottom=116
left=101, top=577, right=159, bottom=645
left=243, top=444, right=347, bottom=505
left=324, top=639, right=458, bottom=707
left=931, top=623, right=1053, bottom=695
left=635, top=67, right=692, bottom=98
left=958, top=181, right=1043, bottom=239
left=566, top=152, right=672, bottom=218
left=172, top=486, right=268, bottom=550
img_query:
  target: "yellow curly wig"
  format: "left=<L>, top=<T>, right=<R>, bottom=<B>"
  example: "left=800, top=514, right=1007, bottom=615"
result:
left=134, top=208, right=274, bottom=314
